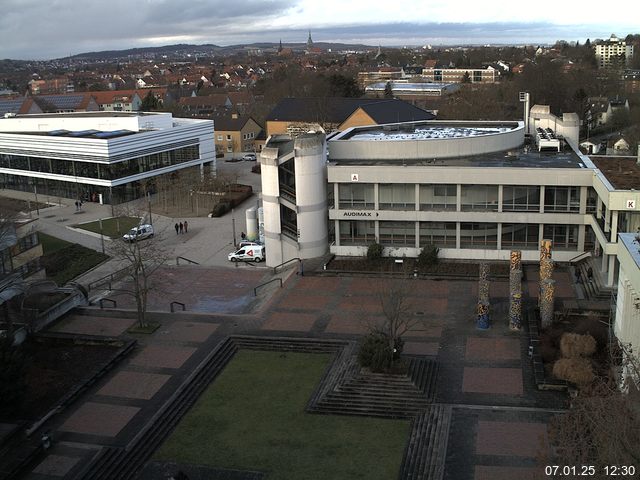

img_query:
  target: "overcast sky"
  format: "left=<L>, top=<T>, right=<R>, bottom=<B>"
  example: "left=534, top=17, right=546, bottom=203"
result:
left=1, top=0, right=638, bottom=60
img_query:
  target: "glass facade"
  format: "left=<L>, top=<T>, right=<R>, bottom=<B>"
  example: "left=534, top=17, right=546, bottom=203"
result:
left=544, top=186, right=580, bottom=212
left=419, top=222, right=456, bottom=247
left=379, top=221, right=415, bottom=246
left=543, top=224, right=579, bottom=250
left=461, top=185, right=499, bottom=211
left=339, top=220, right=375, bottom=245
left=501, top=223, right=539, bottom=249
left=379, top=184, right=415, bottom=210
left=338, top=184, right=374, bottom=209
left=460, top=223, right=498, bottom=248
left=419, top=184, right=456, bottom=211
left=0, top=145, right=199, bottom=182
left=502, top=186, right=540, bottom=212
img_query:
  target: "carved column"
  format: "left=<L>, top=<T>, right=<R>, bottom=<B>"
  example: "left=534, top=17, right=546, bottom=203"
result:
left=476, top=262, right=490, bottom=329
left=540, top=279, right=556, bottom=327
left=509, top=250, right=522, bottom=330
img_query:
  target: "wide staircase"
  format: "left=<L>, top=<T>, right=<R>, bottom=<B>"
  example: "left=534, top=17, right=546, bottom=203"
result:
left=574, top=257, right=615, bottom=302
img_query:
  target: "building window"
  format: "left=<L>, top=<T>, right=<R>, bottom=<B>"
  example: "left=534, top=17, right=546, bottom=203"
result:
left=226, top=134, right=232, bottom=141
left=379, top=184, right=415, bottom=210
left=338, top=184, right=374, bottom=209
left=420, top=184, right=456, bottom=210
left=339, top=220, right=376, bottom=245
left=502, top=186, right=540, bottom=212
left=501, top=223, right=539, bottom=249
left=217, top=135, right=223, bottom=141
left=544, top=186, right=580, bottom=212
left=543, top=225, right=579, bottom=250
left=460, top=223, right=498, bottom=249
left=379, top=221, right=415, bottom=247
left=280, top=206, right=298, bottom=240
left=461, top=185, right=499, bottom=211
left=227, top=146, right=233, bottom=153
left=419, top=222, right=456, bottom=247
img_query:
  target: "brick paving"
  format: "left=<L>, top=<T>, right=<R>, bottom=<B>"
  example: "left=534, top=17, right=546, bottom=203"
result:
left=23, top=262, right=577, bottom=479
left=475, top=420, right=548, bottom=457
left=32, top=455, right=81, bottom=477
left=462, top=367, right=524, bottom=395
left=130, top=344, right=197, bottom=369
left=474, top=465, right=539, bottom=480
left=59, top=402, right=141, bottom=437
left=96, top=371, right=171, bottom=400
left=465, top=337, right=521, bottom=361
left=50, top=315, right=136, bottom=336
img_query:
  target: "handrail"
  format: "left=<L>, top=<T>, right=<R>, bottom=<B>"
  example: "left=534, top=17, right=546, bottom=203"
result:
left=272, top=257, right=300, bottom=274
left=88, top=266, right=130, bottom=291
left=176, top=256, right=200, bottom=266
left=254, top=278, right=283, bottom=296
left=99, top=298, right=117, bottom=309
left=170, top=301, right=186, bottom=312
left=568, top=251, right=592, bottom=264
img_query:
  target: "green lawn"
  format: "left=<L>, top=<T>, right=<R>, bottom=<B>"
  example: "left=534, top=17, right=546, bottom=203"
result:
left=39, top=233, right=109, bottom=285
left=156, top=350, right=410, bottom=480
left=74, top=216, right=141, bottom=238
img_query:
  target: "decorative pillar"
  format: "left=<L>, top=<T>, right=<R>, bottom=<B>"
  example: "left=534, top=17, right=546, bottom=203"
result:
left=476, top=262, right=490, bottom=329
left=509, top=250, right=522, bottom=331
left=539, top=239, right=553, bottom=308
left=540, top=279, right=556, bottom=327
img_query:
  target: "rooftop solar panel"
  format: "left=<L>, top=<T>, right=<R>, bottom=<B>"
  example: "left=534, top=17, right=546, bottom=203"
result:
left=93, top=129, right=134, bottom=139
left=69, top=129, right=99, bottom=137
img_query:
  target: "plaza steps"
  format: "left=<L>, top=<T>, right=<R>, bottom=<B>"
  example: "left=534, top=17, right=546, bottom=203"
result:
left=574, top=258, right=614, bottom=302
left=399, top=405, right=452, bottom=480
left=309, top=358, right=439, bottom=419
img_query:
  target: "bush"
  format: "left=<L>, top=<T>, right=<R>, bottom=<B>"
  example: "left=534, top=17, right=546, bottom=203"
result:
left=552, top=357, right=595, bottom=385
left=210, top=201, right=231, bottom=217
left=0, top=339, right=27, bottom=415
left=358, top=331, right=404, bottom=373
left=560, top=333, right=597, bottom=358
left=417, top=244, right=439, bottom=268
left=366, top=242, right=384, bottom=262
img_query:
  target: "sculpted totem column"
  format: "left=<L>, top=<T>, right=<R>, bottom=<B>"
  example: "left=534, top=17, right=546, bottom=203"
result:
left=476, top=262, right=490, bottom=330
left=509, top=250, right=522, bottom=331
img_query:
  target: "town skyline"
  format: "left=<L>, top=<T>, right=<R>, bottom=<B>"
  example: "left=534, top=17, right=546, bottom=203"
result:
left=1, top=0, right=638, bottom=60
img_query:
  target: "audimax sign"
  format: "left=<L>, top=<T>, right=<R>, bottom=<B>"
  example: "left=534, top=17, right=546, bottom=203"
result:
left=342, top=211, right=379, bottom=217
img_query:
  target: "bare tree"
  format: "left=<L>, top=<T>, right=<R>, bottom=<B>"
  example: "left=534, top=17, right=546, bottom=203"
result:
left=547, top=345, right=640, bottom=477
left=108, top=226, right=168, bottom=328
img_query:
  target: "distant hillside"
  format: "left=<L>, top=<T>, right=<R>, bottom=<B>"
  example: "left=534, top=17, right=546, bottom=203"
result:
left=60, top=42, right=375, bottom=61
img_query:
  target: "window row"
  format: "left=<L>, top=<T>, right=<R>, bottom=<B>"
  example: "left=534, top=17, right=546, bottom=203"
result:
left=0, top=145, right=200, bottom=181
left=336, top=184, right=582, bottom=213
left=338, top=221, right=579, bottom=250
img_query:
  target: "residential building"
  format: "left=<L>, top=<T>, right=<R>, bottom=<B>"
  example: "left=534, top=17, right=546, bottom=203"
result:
left=595, top=34, right=634, bottom=68
left=213, top=113, right=263, bottom=157
left=364, top=82, right=458, bottom=99
left=357, top=68, right=406, bottom=89
left=0, top=94, right=99, bottom=115
left=265, top=97, right=435, bottom=138
left=178, top=94, right=232, bottom=117
left=91, top=90, right=143, bottom=112
left=0, top=111, right=214, bottom=204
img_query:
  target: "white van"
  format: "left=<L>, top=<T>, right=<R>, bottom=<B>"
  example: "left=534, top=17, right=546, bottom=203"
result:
left=228, top=245, right=265, bottom=262
left=123, top=224, right=154, bottom=242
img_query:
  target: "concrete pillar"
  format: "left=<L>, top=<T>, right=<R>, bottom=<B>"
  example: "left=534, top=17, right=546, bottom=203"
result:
left=374, top=183, right=379, bottom=210
left=578, top=224, right=586, bottom=251
left=415, top=184, right=420, bottom=211
left=539, top=185, right=545, bottom=213
left=596, top=197, right=603, bottom=220
left=604, top=208, right=610, bottom=233
left=608, top=254, right=616, bottom=287
left=415, top=221, right=420, bottom=248
left=579, top=186, right=587, bottom=215
left=456, top=222, right=461, bottom=249
left=540, top=279, right=556, bottom=328
left=611, top=210, right=619, bottom=241
left=498, top=185, right=503, bottom=213
left=497, top=223, right=502, bottom=250
left=333, top=183, right=339, bottom=209
left=334, top=220, right=340, bottom=246
left=602, top=253, right=608, bottom=273
left=456, top=184, right=462, bottom=212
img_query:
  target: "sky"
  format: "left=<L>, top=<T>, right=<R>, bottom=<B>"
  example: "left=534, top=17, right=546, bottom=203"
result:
left=1, top=0, right=639, bottom=60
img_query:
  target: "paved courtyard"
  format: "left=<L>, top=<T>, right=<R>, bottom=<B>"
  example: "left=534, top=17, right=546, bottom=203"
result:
left=21, top=261, right=576, bottom=480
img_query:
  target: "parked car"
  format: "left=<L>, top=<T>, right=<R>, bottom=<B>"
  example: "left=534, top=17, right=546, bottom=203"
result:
left=123, top=224, right=154, bottom=242
left=228, top=245, right=265, bottom=262
left=242, top=153, right=257, bottom=161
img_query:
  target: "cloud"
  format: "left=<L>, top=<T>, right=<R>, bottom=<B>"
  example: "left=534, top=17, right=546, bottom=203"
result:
left=0, top=0, right=637, bottom=59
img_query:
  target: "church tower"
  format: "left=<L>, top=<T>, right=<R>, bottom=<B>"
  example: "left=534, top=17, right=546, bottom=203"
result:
left=307, top=30, right=313, bottom=50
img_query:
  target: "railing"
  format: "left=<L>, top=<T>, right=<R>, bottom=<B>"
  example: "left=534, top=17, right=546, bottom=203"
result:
left=170, top=301, right=186, bottom=312
left=176, top=256, right=200, bottom=265
left=568, top=251, right=592, bottom=264
left=254, top=278, right=283, bottom=296
left=99, top=298, right=117, bottom=309
left=273, top=257, right=301, bottom=274
left=88, top=266, right=130, bottom=292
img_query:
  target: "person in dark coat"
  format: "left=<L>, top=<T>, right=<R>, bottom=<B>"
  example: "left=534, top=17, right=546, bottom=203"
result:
left=175, top=223, right=179, bottom=235
left=587, top=266, right=593, bottom=283
left=183, top=220, right=188, bottom=233
left=179, top=222, right=184, bottom=234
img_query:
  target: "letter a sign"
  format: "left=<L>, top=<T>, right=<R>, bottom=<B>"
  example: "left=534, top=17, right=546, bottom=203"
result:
left=351, top=173, right=359, bottom=182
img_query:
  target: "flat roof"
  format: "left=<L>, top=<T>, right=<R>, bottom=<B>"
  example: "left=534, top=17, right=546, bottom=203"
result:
left=337, top=121, right=520, bottom=141
left=3, top=129, right=137, bottom=140
left=620, top=233, right=640, bottom=269
left=4, top=111, right=157, bottom=119
left=590, top=156, right=640, bottom=190
left=330, top=144, right=586, bottom=169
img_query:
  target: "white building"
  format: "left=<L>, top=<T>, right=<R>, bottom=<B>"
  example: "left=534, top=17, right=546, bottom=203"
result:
left=258, top=107, right=640, bottom=292
left=0, top=112, right=215, bottom=204
left=595, top=34, right=634, bottom=69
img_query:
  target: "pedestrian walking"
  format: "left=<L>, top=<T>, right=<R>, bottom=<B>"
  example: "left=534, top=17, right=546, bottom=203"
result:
left=575, top=268, right=582, bottom=284
left=241, top=231, right=246, bottom=240
left=179, top=222, right=184, bottom=234
left=74, top=201, right=79, bottom=211
left=174, top=223, right=179, bottom=235
left=183, top=220, right=188, bottom=233
left=587, top=267, right=593, bottom=283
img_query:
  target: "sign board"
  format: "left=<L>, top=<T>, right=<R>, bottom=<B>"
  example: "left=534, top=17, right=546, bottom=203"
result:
left=626, top=200, right=636, bottom=209
left=351, top=173, right=359, bottom=182
left=342, top=211, right=378, bottom=217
